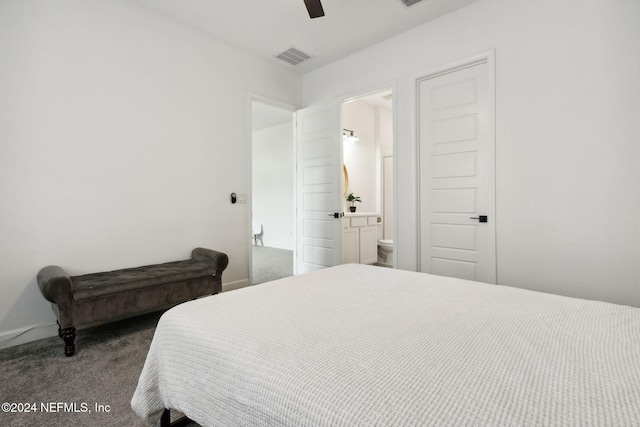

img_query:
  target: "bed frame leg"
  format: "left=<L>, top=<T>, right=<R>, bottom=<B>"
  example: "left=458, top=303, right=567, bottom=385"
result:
left=161, top=409, right=171, bottom=427
left=161, top=409, right=194, bottom=427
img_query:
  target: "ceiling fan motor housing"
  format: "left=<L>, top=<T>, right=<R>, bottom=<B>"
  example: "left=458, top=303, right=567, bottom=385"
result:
left=304, top=0, right=325, bottom=19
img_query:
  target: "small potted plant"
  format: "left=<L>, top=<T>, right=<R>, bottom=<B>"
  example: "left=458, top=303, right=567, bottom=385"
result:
left=346, top=193, right=362, bottom=212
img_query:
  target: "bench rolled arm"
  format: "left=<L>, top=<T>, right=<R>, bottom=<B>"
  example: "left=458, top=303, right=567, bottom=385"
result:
left=191, top=248, right=229, bottom=276
left=37, top=265, right=74, bottom=305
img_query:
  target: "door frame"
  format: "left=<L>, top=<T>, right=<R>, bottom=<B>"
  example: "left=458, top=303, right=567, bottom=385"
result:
left=340, top=81, right=398, bottom=267
left=247, top=93, right=298, bottom=285
left=415, top=50, right=496, bottom=280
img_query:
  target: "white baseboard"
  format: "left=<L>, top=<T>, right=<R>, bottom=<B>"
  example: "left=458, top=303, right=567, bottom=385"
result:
left=0, top=321, right=59, bottom=350
left=222, top=278, right=250, bottom=292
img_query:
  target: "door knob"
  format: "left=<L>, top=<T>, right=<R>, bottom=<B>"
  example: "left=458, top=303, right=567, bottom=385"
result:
left=470, top=215, right=488, bottom=223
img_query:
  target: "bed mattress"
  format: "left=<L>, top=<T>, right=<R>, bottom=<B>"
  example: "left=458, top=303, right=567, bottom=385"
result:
left=132, top=264, right=640, bottom=426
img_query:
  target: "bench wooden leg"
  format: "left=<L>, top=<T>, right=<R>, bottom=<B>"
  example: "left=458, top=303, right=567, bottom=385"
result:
left=60, top=327, right=76, bottom=357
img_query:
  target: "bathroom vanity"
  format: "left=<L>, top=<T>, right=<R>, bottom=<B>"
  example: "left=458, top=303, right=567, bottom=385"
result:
left=342, top=213, right=378, bottom=265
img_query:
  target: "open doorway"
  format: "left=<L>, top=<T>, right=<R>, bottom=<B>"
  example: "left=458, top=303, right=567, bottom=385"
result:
left=341, top=89, right=395, bottom=267
left=250, top=100, right=295, bottom=284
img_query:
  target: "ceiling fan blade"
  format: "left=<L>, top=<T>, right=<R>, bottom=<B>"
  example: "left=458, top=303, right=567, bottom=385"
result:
left=304, top=0, right=325, bottom=19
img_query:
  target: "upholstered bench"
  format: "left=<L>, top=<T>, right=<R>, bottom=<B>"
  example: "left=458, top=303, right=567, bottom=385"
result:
left=37, top=247, right=228, bottom=357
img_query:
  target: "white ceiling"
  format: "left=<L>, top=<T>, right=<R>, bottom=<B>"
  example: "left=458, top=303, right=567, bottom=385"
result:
left=356, top=89, right=393, bottom=110
left=128, top=0, right=479, bottom=74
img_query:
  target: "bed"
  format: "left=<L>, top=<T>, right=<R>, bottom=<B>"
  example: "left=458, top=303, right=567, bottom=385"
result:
left=131, top=264, right=640, bottom=426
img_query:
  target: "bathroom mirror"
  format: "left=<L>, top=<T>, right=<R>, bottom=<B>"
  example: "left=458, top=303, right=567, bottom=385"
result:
left=343, top=164, right=349, bottom=195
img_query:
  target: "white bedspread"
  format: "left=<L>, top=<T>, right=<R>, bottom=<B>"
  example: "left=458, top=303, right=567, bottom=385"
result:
left=132, top=264, right=640, bottom=426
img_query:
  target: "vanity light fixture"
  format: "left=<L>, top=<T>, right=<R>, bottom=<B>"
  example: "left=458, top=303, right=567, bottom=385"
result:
left=343, top=128, right=358, bottom=143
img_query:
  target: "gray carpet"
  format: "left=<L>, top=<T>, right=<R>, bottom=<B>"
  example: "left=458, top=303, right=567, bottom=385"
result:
left=252, top=246, right=293, bottom=285
left=0, top=310, right=198, bottom=427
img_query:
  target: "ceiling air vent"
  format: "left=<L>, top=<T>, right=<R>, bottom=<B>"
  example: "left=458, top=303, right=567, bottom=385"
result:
left=275, top=47, right=314, bottom=66
left=400, top=0, right=423, bottom=6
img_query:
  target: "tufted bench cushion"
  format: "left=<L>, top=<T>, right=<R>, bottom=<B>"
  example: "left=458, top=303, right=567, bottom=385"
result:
left=37, top=247, right=228, bottom=356
left=72, top=260, right=219, bottom=301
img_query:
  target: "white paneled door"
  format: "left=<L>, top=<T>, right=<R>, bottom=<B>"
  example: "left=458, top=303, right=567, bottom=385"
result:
left=418, top=55, right=496, bottom=283
left=295, top=101, right=343, bottom=274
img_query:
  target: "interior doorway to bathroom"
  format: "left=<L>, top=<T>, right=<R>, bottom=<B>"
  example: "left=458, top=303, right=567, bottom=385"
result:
left=341, top=88, right=395, bottom=267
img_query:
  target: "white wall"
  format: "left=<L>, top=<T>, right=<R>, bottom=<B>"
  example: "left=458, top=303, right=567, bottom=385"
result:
left=377, top=106, right=394, bottom=240
left=252, top=122, right=294, bottom=250
left=303, top=0, right=640, bottom=307
left=0, top=0, right=300, bottom=346
left=378, top=106, right=393, bottom=159
left=342, top=101, right=393, bottom=217
left=342, top=100, right=377, bottom=213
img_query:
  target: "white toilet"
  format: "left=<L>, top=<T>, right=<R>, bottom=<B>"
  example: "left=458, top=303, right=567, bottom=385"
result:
left=377, top=239, right=394, bottom=267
